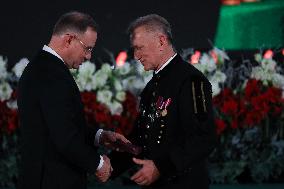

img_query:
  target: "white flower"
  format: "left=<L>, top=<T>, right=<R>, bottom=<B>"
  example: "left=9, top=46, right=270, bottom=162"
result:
left=107, top=100, right=123, bottom=115
left=12, top=58, right=29, bottom=78
left=193, top=63, right=206, bottom=74
left=135, top=60, right=145, bottom=74
left=143, top=73, right=152, bottom=85
left=251, top=67, right=264, bottom=81
left=116, top=91, right=126, bottom=102
left=211, top=70, right=227, bottom=83
left=210, top=80, right=221, bottom=96
left=254, top=53, right=262, bottom=63
left=122, top=76, right=145, bottom=91
left=78, top=61, right=96, bottom=76
left=92, top=69, right=109, bottom=89
left=70, top=68, right=77, bottom=75
left=199, top=54, right=216, bottom=73
left=0, top=56, right=8, bottom=80
left=114, top=79, right=122, bottom=91
left=7, top=100, right=17, bottom=109
left=116, top=62, right=131, bottom=75
left=76, top=76, right=94, bottom=91
left=272, top=73, right=284, bottom=89
left=75, top=61, right=97, bottom=91
left=101, top=64, right=112, bottom=75
left=261, top=59, right=276, bottom=72
left=0, top=81, right=13, bottom=101
left=212, top=47, right=230, bottom=62
left=97, top=90, right=112, bottom=105
left=251, top=66, right=273, bottom=86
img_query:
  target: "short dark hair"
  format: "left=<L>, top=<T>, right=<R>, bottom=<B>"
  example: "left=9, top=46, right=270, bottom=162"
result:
left=127, top=14, right=173, bottom=44
left=53, top=11, right=98, bottom=35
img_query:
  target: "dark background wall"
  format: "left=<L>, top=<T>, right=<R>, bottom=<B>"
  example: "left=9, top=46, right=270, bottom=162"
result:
left=0, top=0, right=221, bottom=68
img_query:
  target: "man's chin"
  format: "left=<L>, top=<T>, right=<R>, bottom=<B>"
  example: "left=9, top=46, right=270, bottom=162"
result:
left=143, top=66, right=150, bottom=71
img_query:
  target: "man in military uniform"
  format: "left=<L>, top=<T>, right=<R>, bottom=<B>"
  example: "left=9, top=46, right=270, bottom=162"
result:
left=111, top=14, right=216, bottom=189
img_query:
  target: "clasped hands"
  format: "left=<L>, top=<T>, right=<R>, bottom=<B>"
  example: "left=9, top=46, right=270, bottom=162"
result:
left=96, top=130, right=130, bottom=182
left=95, top=155, right=112, bottom=182
left=96, top=130, right=160, bottom=185
left=130, top=158, right=160, bottom=186
left=96, top=156, right=160, bottom=185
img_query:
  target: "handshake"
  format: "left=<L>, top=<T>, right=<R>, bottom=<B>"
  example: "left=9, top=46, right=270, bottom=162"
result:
left=95, top=130, right=142, bottom=182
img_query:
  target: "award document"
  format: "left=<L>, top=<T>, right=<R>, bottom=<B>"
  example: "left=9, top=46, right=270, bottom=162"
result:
left=114, top=139, right=142, bottom=155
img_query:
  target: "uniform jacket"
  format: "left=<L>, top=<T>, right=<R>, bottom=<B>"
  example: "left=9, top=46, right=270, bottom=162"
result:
left=17, top=50, right=100, bottom=189
left=111, top=54, right=217, bottom=189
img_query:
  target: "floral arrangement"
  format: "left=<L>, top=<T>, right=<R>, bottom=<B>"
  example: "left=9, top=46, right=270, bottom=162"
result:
left=184, top=48, right=284, bottom=183
left=71, top=57, right=152, bottom=135
left=0, top=48, right=284, bottom=187
left=0, top=56, right=28, bottom=187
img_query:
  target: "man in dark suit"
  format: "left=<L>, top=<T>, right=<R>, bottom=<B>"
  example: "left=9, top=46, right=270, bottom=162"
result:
left=17, top=11, right=129, bottom=189
left=111, top=14, right=217, bottom=189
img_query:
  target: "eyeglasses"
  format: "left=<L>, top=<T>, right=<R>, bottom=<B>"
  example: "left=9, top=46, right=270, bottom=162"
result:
left=74, top=35, right=93, bottom=54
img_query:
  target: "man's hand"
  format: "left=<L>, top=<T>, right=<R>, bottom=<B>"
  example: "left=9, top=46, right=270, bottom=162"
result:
left=99, top=130, right=130, bottom=151
left=95, top=155, right=113, bottom=182
left=130, top=158, right=160, bottom=186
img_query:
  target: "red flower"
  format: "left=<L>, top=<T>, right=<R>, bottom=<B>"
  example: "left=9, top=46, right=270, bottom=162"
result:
left=221, top=99, right=238, bottom=115
left=231, top=119, right=238, bottom=129
left=245, top=79, right=261, bottom=100
left=0, top=100, right=18, bottom=135
left=80, top=91, right=138, bottom=136
left=215, top=119, right=226, bottom=135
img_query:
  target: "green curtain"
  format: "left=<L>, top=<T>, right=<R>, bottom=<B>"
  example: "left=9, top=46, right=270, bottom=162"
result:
left=214, top=0, right=284, bottom=50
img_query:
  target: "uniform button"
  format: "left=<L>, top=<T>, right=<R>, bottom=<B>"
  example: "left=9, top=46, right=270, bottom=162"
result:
left=157, top=141, right=160, bottom=143
left=160, top=130, right=163, bottom=134
left=158, top=136, right=161, bottom=139
left=161, top=124, right=165, bottom=127
left=146, top=125, right=150, bottom=129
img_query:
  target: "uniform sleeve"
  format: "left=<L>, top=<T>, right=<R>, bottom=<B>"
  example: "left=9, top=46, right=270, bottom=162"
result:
left=153, top=76, right=217, bottom=177
left=39, top=79, right=100, bottom=174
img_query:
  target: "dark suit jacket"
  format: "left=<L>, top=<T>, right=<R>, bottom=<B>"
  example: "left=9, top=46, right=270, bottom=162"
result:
left=17, top=50, right=100, bottom=189
left=111, top=54, right=217, bottom=189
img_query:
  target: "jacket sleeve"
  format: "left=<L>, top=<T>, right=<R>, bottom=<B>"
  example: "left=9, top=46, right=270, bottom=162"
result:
left=153, top=76, right=217, bottom=176
left=39, top=78, right=100, bottom=174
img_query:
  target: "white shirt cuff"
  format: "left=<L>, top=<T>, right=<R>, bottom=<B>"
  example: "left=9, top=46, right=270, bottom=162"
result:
left=94, top=129, right=104, bottom=146
left=96, top=155, right=104, bottom=170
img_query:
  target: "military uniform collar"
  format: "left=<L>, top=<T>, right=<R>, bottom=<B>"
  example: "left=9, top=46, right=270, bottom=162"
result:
left=153, top=53, right=182, bottom=79
left=155, top=53, right=177, bottom=74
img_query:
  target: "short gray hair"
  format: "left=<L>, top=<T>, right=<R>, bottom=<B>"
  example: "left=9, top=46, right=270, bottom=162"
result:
left=127, top=14, right=173, bottom=44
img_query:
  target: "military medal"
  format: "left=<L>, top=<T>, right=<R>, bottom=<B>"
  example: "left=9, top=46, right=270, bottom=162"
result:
left=161, top=109, right=167, bottom=116
left=161, top=98, right=171, bottom=116
left=164, top=98, right=172, bottom=109
left=156, top=96, right=164, bottom=109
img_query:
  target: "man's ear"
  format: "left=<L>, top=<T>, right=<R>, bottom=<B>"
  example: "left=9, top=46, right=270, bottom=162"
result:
left=63, top=34, right=73, bottom=48
left=159, top=34, right=167, bottom=48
